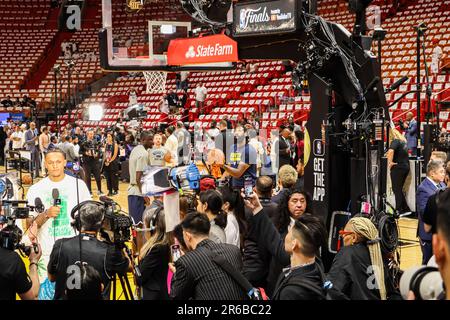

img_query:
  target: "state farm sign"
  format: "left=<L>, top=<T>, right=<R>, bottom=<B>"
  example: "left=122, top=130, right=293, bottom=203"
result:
left=168, top=34, right=238, bottom=66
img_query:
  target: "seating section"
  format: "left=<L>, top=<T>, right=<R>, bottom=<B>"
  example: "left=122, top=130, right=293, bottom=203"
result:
left=51, top=60, right=292, bottom=130
left=2, top=0, right=450, bottom=131
left=36, top=28, right=104, bottom=105
left=0, top=0, right=51, bottom=29
left=320, top=0, right=450, bottom=130
left=0, top=0, right=56, bottom=110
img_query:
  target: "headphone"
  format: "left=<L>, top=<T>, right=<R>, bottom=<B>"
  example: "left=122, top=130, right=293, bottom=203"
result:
left=70, top=200, right=106, bottom=232
left=147, top=205, right=164, bottom=234
left=409, top=266, right=440, bottom=300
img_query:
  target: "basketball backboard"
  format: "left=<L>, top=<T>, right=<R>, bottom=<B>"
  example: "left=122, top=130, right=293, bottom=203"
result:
left=99, top=0, right=236, bottom=72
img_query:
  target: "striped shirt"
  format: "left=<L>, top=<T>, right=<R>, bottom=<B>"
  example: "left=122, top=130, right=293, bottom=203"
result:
left=171, top=239, right=247, bottom=300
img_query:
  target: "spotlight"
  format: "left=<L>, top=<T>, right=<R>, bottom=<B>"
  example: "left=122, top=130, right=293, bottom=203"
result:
left=87, top=104, right=104, bottom=121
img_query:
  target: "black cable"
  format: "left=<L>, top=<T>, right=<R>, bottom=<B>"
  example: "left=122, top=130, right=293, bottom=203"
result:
left=75, top=168, right=82, bottom=265
left=377, top=214, right=399, bottom=255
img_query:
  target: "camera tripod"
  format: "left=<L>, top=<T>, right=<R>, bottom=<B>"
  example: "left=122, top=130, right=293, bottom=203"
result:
left=111, top=272, right=135, bottom=300
left=110, top=243, right=141, bottom=300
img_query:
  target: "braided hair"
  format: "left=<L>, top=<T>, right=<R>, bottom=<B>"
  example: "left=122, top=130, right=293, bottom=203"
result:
left=349, top=217, right=387, bottom=300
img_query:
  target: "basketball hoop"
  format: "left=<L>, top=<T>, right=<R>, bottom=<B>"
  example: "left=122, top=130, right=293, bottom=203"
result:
left=143, top=71, right=167, bottom=93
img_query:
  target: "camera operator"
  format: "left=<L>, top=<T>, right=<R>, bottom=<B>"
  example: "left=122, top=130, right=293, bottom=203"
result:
left=47, top=202, right=130, bottom=300
left=26, top=150, right=92, bottom=290
left=65, top=264, right=103, bottom=300
left=0, top=243, right=42, bottom=300
left=80, top=129, right=104, bottom=196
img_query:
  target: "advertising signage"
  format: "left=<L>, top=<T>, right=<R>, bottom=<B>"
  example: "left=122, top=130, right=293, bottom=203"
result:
left=233, top=0, right=298, bottom=37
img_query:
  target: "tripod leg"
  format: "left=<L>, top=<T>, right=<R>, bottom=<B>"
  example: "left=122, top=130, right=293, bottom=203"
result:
left=117, top=275, right=130, bottom=300
left=123, top=275, right=135, bottom=301
left=112, top=273, right=117, bottom=300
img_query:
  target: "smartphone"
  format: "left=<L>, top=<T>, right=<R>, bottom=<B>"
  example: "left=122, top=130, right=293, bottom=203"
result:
left=171, top=244, right=181, bottom=262
left=244, top=176, right=254, bottom=199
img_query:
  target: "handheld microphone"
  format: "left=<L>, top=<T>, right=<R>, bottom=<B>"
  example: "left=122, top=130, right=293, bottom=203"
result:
left=34, top=197, right=45, bottom=214
left=52, top=188, right=61, bottom=206
left=386, top=76, right=408, bottom=93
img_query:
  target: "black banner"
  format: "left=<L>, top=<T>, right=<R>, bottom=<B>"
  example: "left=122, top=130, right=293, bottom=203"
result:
left=233, top=0, right=297, bottom=37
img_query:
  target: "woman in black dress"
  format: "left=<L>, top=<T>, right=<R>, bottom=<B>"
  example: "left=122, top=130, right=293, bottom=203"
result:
left=102, top=132, right=119, bottom=196
left=386, top=128, right=411, bottom=214
left=139, top=205, right=171, bottom=300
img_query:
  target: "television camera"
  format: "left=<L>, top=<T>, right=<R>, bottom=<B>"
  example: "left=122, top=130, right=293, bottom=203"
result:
left=98, top=196, right=134, bottom=248
left=0, top=200, right=40, bottom=256
left=141, top=163, right=201, bottom=197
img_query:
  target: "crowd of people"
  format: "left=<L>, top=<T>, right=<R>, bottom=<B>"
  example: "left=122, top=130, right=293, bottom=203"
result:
left=1, top=112, right=450, bottom=301
left=1, top=95, right=37, bottom=110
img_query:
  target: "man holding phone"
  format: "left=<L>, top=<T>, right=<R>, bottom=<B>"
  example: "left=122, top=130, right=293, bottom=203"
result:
left=221, top=124, right=257, bottom=191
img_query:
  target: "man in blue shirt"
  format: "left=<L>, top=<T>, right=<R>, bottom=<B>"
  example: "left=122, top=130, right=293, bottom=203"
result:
left=221, top=124, right=257, bottom=190
left=403, top=112, right=417, bottom=156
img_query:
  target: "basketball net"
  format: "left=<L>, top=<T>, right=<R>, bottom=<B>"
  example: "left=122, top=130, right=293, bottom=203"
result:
left=143, top=71, right=167, bottom=93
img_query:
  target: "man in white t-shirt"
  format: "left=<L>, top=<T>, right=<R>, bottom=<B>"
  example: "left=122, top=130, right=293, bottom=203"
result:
left=128, top=131, right=154, bottom=224
left=164, top=126, right=179, bottom=167
left=26, top=149, right=92, bottom=288
left=195, top=83, right=208, bottom=115
left=206, top=121, right=220, bottom=150
left=11, top=125, right=24, bottom=150
left=431, top=39, right=444, bottom=75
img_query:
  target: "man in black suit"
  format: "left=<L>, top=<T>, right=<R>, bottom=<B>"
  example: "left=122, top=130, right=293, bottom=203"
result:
left=170, top=213, right=247, bottom=300
left=277, top=128, right=292, bottom=170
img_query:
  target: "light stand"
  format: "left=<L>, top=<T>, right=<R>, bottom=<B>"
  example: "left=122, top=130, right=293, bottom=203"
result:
left=59, top=66, right=64, bottom=136
left=54, top=65, right=61, bottom=136
left=420, top=32, right=433, bottom=125
left=69, top=162, right=83, bottom=266
left=66, top=60, right=75, bottom=124
left=373, top=27, right=387, bottom=76
left=415, top=22, right=428, bottom=159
